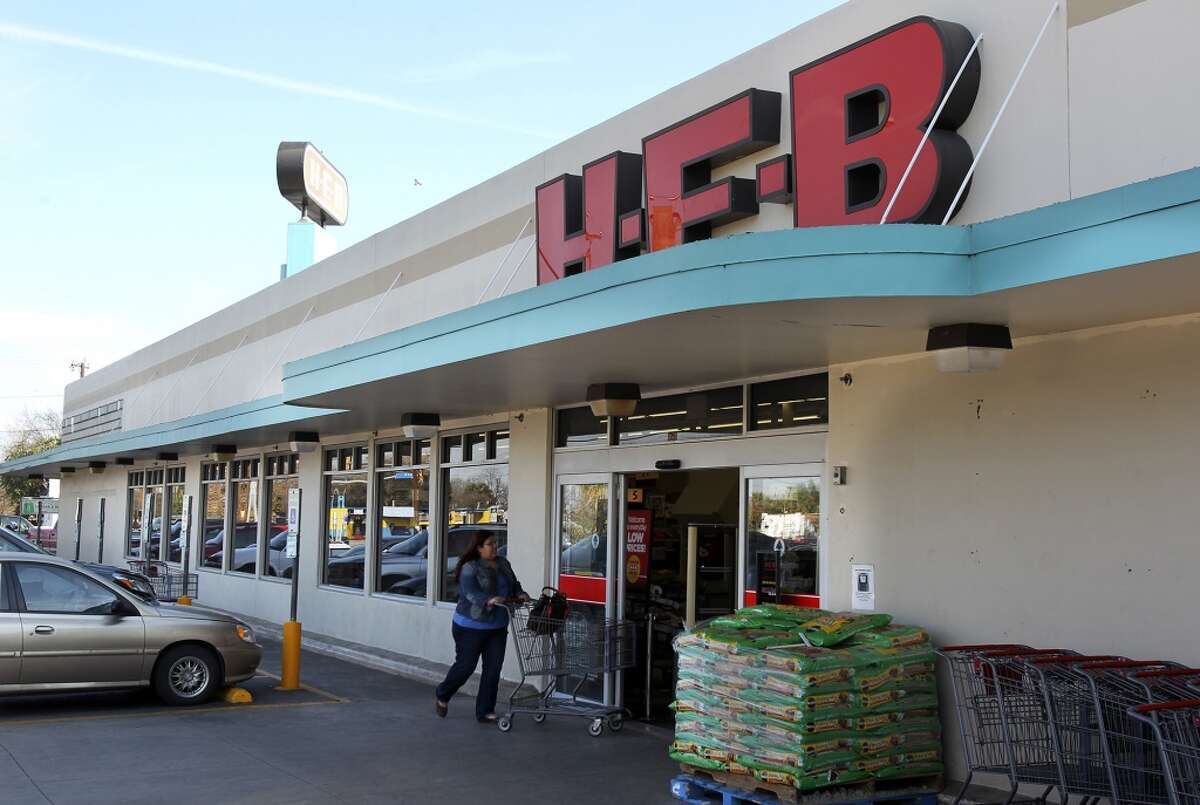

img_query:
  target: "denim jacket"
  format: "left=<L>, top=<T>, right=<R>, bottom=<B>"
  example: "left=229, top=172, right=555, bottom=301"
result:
left=456, top=557, right=526, bottom=626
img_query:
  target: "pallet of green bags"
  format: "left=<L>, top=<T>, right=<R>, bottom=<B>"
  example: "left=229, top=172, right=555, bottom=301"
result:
left=669, top=605, right=945, bottom=802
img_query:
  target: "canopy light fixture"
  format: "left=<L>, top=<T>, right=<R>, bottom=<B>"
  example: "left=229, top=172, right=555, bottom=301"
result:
left=88, top=462, right=106, bottom=475
left=115, top=457, right=135, bottom=466
left=156, top=452, right=179, bottom=462
left=926, top=323, right=1012, bottom=373
left=400, top=413, right=440, bottom=439
left=60, top=466, right=76, bottom=474
left=26, top=473, right=44, bottom=481
left=287, top=431, right=320, bottom=453
left=587, top=383, right=641, bottom=417
left=208, top=445, right=237, bottom=462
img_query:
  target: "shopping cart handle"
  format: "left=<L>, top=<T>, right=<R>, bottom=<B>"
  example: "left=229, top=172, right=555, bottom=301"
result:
left=1080, top=659, right=1174, bottom=670
left=1136, top=667, right=1200, bottom=679
left=1029, top=654, right=1122, bottom=665
left=983, top=647, right=1073, bottom=658
left=940, top=643, right=1030, bottom=652
left=1133, top=698, right=1200, bottom=713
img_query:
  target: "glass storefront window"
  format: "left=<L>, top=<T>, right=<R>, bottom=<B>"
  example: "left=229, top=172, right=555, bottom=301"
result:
left=556, top=407, right=608, bottom=448
left=616, top=386, right=743, bottom=444
left=166, top=467, right=185, bottom=563
left=439, top=434, right=509, bottom=603
left=200, top=463, right=228, bottom=570
left=375, top=460, right=430, bottom=597
left=125, top=483, right=144, bottom=559
left=749, top=373, right=829, bottom=431
left=744, top=476, right=820, bottom=606
left=323, top=446, right=368, bottom=589
left=265, top=455, right=299, bottom=579
left=228, top=466, right=260, bottom=574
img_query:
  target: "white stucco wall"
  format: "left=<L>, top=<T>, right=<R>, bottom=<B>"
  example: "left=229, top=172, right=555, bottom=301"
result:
left=827, top=313, right=1200, bottom=666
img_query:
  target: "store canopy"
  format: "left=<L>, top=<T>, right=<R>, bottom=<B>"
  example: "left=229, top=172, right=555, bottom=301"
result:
left=0, top=396, right=346, bottom=478
left=280, top=167, right=1200, bottom=421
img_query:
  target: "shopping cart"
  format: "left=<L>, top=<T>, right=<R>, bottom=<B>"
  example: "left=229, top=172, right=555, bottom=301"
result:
left=497, top=601, right=636, bottom=737
left=1076, top=661, right=1197, bottom=805
left=942, top=644, right=1200, bottom=805
left=127, top=559, right=199, bottom=601
left=1130, top=699, right=1200, bottom=805
left=939, top=645, right=1068, bottom=805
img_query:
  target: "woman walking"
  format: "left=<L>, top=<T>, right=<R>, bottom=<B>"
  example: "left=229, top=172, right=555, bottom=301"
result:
left=435, top=531, right=527, bottom=722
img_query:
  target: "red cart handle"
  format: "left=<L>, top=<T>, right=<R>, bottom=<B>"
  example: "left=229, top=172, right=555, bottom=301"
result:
left=1134, top=698, right=1200, bottom=713
left=1031, top=654, right=1121, bottom=665
left=1081, top=660, right=1170, bottom=670
left=1136, top=668, right=1200, bottom=679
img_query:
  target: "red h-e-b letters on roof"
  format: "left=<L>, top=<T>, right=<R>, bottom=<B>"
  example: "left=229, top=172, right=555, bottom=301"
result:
left=790, top=16, right=980, bottom=226
left=535, top=152, right=642, bottom=284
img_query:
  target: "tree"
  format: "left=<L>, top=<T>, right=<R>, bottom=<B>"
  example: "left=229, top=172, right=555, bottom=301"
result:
left=1, top=408, right=62, bottom=514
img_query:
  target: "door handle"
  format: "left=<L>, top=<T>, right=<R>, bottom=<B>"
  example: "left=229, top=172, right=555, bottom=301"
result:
left=33, top=625, right=55, bottom=635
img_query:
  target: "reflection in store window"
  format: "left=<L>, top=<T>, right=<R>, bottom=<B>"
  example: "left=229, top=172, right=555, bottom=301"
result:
left=744, top=477, right=820, bottom=606
left=376, top=466, right=430, bottom=597
left=323, top=469, right=368, bottom=589
left=439, top=462, right=508, bottom=603
left=558, top=484, right=608, bottom=577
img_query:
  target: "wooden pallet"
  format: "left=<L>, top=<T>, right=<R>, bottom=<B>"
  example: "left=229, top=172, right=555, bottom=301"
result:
left=673, top=765, right=942, bottom=805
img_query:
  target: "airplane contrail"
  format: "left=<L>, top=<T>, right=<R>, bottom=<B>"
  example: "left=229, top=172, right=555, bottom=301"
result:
left=0, top=21, right=562, bottom=140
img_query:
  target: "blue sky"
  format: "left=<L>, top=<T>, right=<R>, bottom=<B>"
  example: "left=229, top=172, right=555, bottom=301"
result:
left=0, top=0, right=843, bottom=436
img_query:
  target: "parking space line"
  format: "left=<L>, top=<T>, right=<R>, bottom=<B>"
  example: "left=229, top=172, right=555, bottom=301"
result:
left=254, top=669, right=351, bottom=703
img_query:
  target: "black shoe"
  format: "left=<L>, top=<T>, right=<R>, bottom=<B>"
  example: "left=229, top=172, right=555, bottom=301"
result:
left=436, top=698, right=448, bottom=718
left=477, top=713, right=498, bottom=723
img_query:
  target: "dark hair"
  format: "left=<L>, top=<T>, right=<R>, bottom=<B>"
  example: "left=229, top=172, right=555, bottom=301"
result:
left=454, top=531, right=498, bottom=580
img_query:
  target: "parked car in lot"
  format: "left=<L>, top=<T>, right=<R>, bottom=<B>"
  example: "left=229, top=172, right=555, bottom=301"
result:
left=0, top=553, right=261, bottom=704
left=0, top=516, right=35, bottom=537
left=207, top=525, right=289, bottom=575
left=201, top=524, right=260, bottom=568
left=0, top=525, right=157, bottom=601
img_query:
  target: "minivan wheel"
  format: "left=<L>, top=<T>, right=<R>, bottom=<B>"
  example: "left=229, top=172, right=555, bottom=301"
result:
left=154, top=645, right=219, bottom=706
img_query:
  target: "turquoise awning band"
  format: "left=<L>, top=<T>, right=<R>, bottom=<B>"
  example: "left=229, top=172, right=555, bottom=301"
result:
left=0, top=396, right=345, bottom=475
left=282, top=166, right=1200, bottom=404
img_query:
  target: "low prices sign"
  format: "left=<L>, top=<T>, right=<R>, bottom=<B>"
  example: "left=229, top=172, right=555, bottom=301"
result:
left=625, top=510, right=652, bottom=587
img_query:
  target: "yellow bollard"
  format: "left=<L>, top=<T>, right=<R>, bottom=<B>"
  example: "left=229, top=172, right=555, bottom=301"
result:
left=176, top=596, right=192, bottom=606
left=279, top=620, right=302, bottom=690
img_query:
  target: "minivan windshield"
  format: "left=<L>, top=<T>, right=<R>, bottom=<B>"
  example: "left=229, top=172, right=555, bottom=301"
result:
left=384, top=529, right=429, bottom=555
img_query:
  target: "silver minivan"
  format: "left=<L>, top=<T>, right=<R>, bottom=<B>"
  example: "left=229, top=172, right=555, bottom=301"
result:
left=0, top=553, right=261, bottom=705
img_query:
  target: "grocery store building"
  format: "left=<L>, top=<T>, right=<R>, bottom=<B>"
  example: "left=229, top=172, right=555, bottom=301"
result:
left=5, top=0, right=1200, bottom=733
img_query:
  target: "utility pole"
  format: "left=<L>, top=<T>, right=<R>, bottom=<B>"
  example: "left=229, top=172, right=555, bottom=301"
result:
left=70, top=360, right=89, bottom=378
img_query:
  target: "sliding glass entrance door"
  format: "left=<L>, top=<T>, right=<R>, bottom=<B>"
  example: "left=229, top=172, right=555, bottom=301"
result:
left=553, top=473, right=614, bottom=702
left=740, top=464, right=824, bottom=608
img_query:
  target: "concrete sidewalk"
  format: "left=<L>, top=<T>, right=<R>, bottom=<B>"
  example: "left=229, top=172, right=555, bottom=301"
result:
left=0, top=637, right=678, bottom=805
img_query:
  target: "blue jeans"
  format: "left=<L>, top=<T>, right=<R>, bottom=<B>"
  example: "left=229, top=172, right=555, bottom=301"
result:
left=436, top=623, right=507, bottom=718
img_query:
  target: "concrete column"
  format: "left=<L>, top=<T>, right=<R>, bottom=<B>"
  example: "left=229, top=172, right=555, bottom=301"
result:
left=506, top=408, right=553, bottom=593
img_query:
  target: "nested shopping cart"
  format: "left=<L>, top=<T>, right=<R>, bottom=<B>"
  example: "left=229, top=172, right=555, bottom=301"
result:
left=1130, top=699, right=1200, bottom=805
left=497, top=601, right=636, bottom=737
left=941, top=645, right=1200, bottom=805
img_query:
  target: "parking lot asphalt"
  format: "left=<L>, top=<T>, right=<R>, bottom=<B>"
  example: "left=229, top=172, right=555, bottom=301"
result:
left=0, top=637, right=678, bottom=805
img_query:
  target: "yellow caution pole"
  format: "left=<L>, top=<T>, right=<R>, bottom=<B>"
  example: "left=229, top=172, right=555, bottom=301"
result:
left=280, top=619, right=302, bottom=690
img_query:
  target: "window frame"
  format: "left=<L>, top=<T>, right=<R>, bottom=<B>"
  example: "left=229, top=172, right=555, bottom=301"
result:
left=321, top=443, right=370, bottom=590
left=164, top=466, right=186, bottom=565
left=436, top=424, right=510, bottom=604
left=553, top=370, right=830, bottom=452
left=262, top=453, right=300, bottom=583
left=373, top=439, right=432, bottom=601
left=226, top=457, right=263, bottom=575
left=198, top=462, right=230, bottom=573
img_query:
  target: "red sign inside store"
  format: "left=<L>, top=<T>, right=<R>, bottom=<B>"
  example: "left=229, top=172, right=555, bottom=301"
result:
left=535, top=16, right=981, bottom=285
left=624, top=509, right=652, bottom=587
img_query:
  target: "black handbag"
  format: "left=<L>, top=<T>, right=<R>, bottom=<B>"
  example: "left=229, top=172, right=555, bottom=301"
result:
left=527, top=586, right=569, bottom=634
